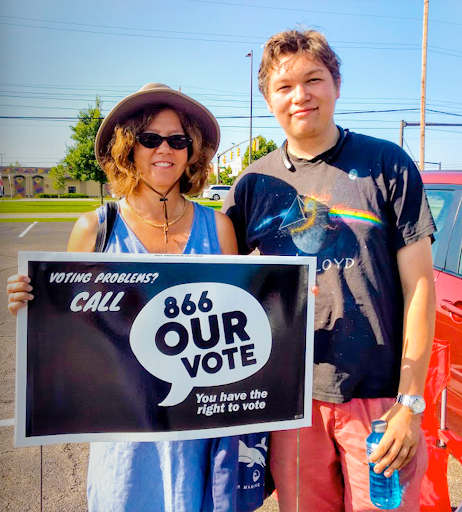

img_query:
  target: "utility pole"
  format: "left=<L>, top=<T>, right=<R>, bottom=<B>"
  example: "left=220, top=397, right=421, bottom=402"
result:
left=420, top=0, right=429, bottom=171
left=399, top=121, right=462, bottom=170
left=399, top=121, right=405, bottom=148
left=246, top=51, right=253, bottom=166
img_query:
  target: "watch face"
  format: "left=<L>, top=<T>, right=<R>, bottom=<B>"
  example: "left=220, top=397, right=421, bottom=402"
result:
left=411, top=396, right=426, bottom=414
left=397, top=394, right=426, bottom=414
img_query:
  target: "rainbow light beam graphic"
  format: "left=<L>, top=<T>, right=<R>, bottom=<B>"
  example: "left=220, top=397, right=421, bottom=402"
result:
left=328, top=208, right=383, bottom=227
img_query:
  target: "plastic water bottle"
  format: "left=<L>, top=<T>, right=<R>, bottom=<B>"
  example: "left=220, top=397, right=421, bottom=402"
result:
left=366, top=420, right=401, bottom=509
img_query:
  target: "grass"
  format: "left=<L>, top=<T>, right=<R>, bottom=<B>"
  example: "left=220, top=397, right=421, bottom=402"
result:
left=0, top=198, right=224, bottom=221
left=0, top=200, right=102, bottom=213
left=193, top=199, right=223, bottom=210
left=0, top=218, right=78, bottom=222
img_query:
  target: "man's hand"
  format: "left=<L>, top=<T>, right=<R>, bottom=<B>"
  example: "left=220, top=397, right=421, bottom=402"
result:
left=368, top=402, right=421, bottom=477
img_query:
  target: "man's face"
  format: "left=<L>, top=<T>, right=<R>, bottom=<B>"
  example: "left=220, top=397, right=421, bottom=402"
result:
left=265, top=53, right=340, bottom=143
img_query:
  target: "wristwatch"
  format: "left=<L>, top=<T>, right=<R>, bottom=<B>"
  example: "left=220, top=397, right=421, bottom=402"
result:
left=396, top=394, right=426, bottom=414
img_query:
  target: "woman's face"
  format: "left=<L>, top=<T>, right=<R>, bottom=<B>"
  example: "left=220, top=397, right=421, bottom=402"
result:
left=133, top=109, right=189, bottom=193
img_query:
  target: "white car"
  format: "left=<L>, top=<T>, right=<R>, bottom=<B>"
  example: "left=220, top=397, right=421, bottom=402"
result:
left=202, top=185, right=231, bottom=201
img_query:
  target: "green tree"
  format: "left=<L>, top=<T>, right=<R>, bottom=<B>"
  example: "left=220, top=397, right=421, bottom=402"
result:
left=63, top=96, right=106, bottom=202
left=218, top=166, right=237, bottom=186
left=49, top=164, right=68, bottom=197
left=242, top=135, right=277, bottom=171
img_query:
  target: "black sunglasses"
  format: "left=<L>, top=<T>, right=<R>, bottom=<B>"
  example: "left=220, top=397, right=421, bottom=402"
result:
left=136, top=133, right=192, bottom=150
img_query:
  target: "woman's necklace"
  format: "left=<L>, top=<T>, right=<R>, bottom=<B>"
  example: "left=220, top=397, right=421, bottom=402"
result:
left=125, top=196, right=188, bottom=243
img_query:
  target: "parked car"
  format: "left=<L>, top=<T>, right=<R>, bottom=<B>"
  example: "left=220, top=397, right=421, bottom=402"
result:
left=203, top=185, right=231, bottom=201
left=422, top=171, right=462, bottom=440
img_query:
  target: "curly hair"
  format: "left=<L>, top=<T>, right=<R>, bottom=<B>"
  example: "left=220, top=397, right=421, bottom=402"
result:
left=101, top=105, right=215, bottom=198
left=258, top=29, right=341, bottom=100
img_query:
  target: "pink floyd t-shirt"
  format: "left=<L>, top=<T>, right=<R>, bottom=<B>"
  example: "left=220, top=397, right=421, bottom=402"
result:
left=223, top=128, right=436, bottom=404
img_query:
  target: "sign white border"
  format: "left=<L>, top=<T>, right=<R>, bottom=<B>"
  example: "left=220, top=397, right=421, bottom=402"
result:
left=15, top=251, right=316, bottom=447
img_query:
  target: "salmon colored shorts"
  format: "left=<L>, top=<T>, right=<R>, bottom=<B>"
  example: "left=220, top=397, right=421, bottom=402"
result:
left=270, top=398, right=428, bottom=512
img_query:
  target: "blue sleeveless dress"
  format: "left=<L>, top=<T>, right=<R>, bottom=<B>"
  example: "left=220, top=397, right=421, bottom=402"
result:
left=87, top=201, right=266, bottom=512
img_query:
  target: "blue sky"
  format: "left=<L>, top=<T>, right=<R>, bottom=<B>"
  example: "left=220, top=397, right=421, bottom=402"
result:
left=1, top=0, right=461, bottom=170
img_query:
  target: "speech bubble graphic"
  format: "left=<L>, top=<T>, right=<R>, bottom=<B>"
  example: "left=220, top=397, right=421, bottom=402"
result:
left=130, top=282, right=272, bottom=406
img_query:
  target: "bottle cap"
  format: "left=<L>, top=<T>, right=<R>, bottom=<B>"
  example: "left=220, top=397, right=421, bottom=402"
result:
left=371, top=419, right=387, bottom=433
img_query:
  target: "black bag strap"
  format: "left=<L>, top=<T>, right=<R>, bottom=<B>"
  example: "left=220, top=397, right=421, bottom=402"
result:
left=94, top=201, right=118, bottom=253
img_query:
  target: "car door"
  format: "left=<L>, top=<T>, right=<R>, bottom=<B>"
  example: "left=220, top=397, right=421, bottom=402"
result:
left=425, top=184, right=462, bottom=437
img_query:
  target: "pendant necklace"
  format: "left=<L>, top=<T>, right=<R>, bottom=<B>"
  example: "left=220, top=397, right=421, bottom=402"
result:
left=127, top=177, right=188, bottom=243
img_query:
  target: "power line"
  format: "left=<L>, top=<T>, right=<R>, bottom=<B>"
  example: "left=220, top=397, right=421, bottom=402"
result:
left=0, top=109, right=434, bottom=121
left=427, top=109, right=462, bottom=117
left=2, top=91, right=460, bottom=112
left=1, top=16, right=461, bottom=54
left=0, top=21, right=262, bottom=45
left=183, top=0, right=462, bottom=26
left=430, top=45, right=462, bottom=56
left=426, top=127, right=462, bottom=134
left=0, top=15, right=264, bottom=40
left=403, top=139, right=417, bottom=162
left=429, top=49, right=462, bottom=59
left=2, top=83, right=462, bottom=110
left=2, top=108, right=462, bottom=122
left=0, top=104, right=83, bottom=111
left=0, top=21, right=422, bottom=50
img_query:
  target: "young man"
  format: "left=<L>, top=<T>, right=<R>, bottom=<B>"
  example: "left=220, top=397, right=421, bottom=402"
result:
left=223, top=29, right=436, bottom=512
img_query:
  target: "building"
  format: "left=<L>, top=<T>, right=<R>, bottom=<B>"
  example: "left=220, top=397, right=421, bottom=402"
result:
left=0, top=167, right=106, bottom=198
left=212, top=156, right=243, bottom=180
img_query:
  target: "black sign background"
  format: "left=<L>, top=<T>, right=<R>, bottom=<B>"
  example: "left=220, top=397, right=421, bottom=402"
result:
left=21, top=257, right=312, bottom=441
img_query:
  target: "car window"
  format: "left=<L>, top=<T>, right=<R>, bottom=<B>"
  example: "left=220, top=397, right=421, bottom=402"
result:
left=425, top=189, right=455, bottom=260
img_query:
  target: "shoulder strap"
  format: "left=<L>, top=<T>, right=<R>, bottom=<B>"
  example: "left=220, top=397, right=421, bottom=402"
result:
left=94, top=201, right=118, bottom=253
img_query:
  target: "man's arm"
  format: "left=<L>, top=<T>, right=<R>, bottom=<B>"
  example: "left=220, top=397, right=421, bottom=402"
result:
left=369, top=235, right=435, bottom=476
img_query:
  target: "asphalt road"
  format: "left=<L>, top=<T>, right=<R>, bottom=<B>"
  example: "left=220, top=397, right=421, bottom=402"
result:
left=0, top=221, right=460, bottom=511
left=1, top=222, right=89, bottom=512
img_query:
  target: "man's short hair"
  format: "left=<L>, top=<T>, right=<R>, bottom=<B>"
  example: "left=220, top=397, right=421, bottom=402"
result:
left=258, top=29, right=341, bottom=99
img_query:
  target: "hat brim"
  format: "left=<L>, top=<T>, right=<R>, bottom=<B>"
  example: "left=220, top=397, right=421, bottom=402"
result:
left=95, top=87, right=220, bottom=168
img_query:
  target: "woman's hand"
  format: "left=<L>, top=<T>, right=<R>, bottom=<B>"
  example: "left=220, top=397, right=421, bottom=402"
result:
left=6, top=275, right=34, bottom=316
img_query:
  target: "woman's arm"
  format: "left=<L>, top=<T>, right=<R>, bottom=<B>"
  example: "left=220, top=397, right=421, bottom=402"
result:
left=215, top=211, right=238, bottom=255
left=67, top=211, right=99, bottom=252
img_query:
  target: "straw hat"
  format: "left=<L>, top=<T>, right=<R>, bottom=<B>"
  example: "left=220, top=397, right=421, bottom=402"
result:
left=95, top=83, right=220, bottom=167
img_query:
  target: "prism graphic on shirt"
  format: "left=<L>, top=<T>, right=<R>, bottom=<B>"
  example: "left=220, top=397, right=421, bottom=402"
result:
left=278, top=194, right=383, bottom=257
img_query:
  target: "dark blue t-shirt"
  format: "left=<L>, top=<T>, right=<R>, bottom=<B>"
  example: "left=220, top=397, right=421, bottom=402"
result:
left=223, top=128, right=436, bottom=403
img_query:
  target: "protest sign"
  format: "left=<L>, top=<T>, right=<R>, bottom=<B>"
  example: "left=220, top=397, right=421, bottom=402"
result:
left=15, top=252, right=315, bottom=446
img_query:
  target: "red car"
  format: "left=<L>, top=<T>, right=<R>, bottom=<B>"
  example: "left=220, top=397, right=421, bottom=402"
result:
left=422, top=171, right=462, bottom=440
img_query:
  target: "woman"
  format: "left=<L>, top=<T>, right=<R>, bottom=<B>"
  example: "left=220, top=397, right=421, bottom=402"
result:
left=7, top=83, right=266, bottom=512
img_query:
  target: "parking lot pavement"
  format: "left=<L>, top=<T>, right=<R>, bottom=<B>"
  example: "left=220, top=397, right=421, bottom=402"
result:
left=0, top=427, right=88, bottom=512
left=0, top=221, right=460, bottom=511
left=0, top=222, right=88, bottom=512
